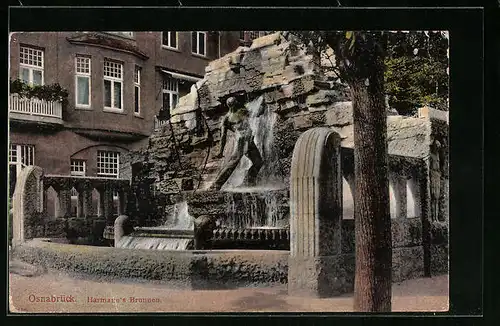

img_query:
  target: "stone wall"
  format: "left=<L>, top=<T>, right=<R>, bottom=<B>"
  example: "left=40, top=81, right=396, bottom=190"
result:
left=12, top=239, right=289, bottom=288
left=11, top=239, right=424, bottom=289
left=341, top=218, right=424, bottom=283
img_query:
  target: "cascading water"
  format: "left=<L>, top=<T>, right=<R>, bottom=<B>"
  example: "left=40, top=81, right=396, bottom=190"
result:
left=116, top=236, right=191, bottom=251
left=162, top=201, right=194, bottom=230
left=215, top=95, right=288, bottom=230
left=116, top=201, right=194, bottom=251
left=219, top=188, right=288, bottom=230
left=222, top=95, right=282, bottom=190
left=263, top=191, right=279, bottom=227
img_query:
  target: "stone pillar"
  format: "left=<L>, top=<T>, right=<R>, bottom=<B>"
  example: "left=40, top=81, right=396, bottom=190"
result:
left=42, top=186, right=49, bottom=214
left=103, top=185, right=115, bottom=225
left=56, top=188, right=72, bottom=218
left=420, top=164, right=432, bottom=277
left=76, top=190, right=84, bottom=218
left=12, top=166, right=44, bottom=246
left=288, top=128, right=345, bottom=297
left=83, top=187, right=94, bottom=218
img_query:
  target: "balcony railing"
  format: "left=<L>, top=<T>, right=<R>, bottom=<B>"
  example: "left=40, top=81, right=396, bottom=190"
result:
left=9, top=93, right=63, bottom=125
left=154, top=116, right=169, bottom=131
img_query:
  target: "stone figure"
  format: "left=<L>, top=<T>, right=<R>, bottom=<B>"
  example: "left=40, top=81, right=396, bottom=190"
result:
left=193, top=215, right=217, bottom=249
left=209, top=96, right=264, bottom=190
left=429, top=139, right=443, bottom=222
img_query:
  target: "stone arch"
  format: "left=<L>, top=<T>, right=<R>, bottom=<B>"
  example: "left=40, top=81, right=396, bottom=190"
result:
left=12, top=165, right=44, bottom=246
left=290, top=127, right=342, bottom=257
left=289, top=128, right=345, bottom=297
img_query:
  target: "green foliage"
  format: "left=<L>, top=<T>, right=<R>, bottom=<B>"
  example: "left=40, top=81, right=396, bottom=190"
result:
left=384, top=31, right=449, bottom=115
left=289, top=30, right=449, bottom=116
left=10, top=79, right=69, bottom=104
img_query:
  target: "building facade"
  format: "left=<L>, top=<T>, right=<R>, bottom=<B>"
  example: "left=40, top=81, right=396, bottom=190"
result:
left=8, top=31, right=241, bottom=214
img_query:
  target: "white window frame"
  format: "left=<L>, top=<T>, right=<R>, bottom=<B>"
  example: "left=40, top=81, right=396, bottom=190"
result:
left=162, top=32, right=178, bottom=49
left=70, top=159, right=86, bottom=176
left=19, top=46, right=44, bottom=86
left=75, top=56, right=92, bottom=108
left=162, top=77, right=179, bottom=112
left=191, top=31, right=207, bottom=56
left=9, top=144, right=35, bottom=177
left=248, top=31, right=272, bottom=42
left=97, top=151, right=120, bottom=178
left=103, top=60, right=123, bottom=111
left=134, top=66, right=141, bottom=115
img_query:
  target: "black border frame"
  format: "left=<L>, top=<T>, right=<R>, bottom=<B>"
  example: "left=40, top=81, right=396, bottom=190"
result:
left=4, top=5, right=485, bottom=323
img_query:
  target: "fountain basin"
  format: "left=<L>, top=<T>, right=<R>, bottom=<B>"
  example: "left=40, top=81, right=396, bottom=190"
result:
left=133, top=227, right=194, bottom=238
left=11, top=238, right=290, bottom=289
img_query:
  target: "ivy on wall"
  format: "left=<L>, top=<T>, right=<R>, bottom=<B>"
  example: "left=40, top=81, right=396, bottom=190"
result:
left=10, top=79, right=69, bottom=104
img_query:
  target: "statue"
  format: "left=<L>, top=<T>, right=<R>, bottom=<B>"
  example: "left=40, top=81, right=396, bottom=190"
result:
left=429, top=138, right=444, bottom=222
left=209, top=96, right=264, bottom=190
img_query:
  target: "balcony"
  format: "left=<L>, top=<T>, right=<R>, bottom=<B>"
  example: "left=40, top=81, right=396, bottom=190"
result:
left=9, top=93, right=64, bottom=126
left=154, top=116, right=169, bottom=131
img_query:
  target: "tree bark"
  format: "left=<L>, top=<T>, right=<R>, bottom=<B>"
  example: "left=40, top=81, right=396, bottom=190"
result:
left=333, top=32, right=392, bottom=312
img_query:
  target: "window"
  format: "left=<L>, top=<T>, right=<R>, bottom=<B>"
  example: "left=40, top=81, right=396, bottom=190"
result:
left=19, top=46, right=44, bottom=86
left=103, top=60, right=123, bottom=110
left=162, top=32, right=177, bottom=49
left=162, top=77, right=179, bottom=112
left=247, top=31, right=273, bottom=42
left=70, top=159, right=86, bottom=176
left=75, top=56, right=91, bottom=107
left=97, top=151, right=120, bottom=178
left=239, top=31, right=246, bottom=41
left=9, top=144, right=35, bottom=177
left=134, top=66, right=141, bottom=114
left=191, top=31, right=206, bottom=56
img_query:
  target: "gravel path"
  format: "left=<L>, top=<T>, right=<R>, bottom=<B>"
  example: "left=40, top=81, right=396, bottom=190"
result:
left=9, top=262, right=448, bottom=313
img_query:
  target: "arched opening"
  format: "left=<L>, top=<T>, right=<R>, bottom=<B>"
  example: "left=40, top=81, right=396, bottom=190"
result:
left=92, top=188, right=100, bottom=218
left=113, top=190, right=119, bottom=217
left=45, top=186, right=58, bottom=218
left=389, top=182, right=397, bottom=219
left=70, top=187, right=78, bottom=217
left=342, top=176, right=354, bottom=220
left=406, top=177, right=421, bottom=218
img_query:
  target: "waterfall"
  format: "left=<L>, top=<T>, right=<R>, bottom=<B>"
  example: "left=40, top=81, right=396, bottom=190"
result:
left=222, top=95, right=281, bottom=190
left=223, top=192, right=237, bottom=228
left=116, top=236, right=191, bottom=251
left=162, top=201, right=194, bottom=230
left=263, top=191, right=279, bottom=227
left=219, top=189, right=286, bottom=229
left=117, top=201, right=194, bottom=251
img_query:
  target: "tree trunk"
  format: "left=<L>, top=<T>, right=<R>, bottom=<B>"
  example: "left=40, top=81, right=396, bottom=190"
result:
left=334, top=32, right=392, bottom=312
left=351, top=77, right=392, bottom=312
